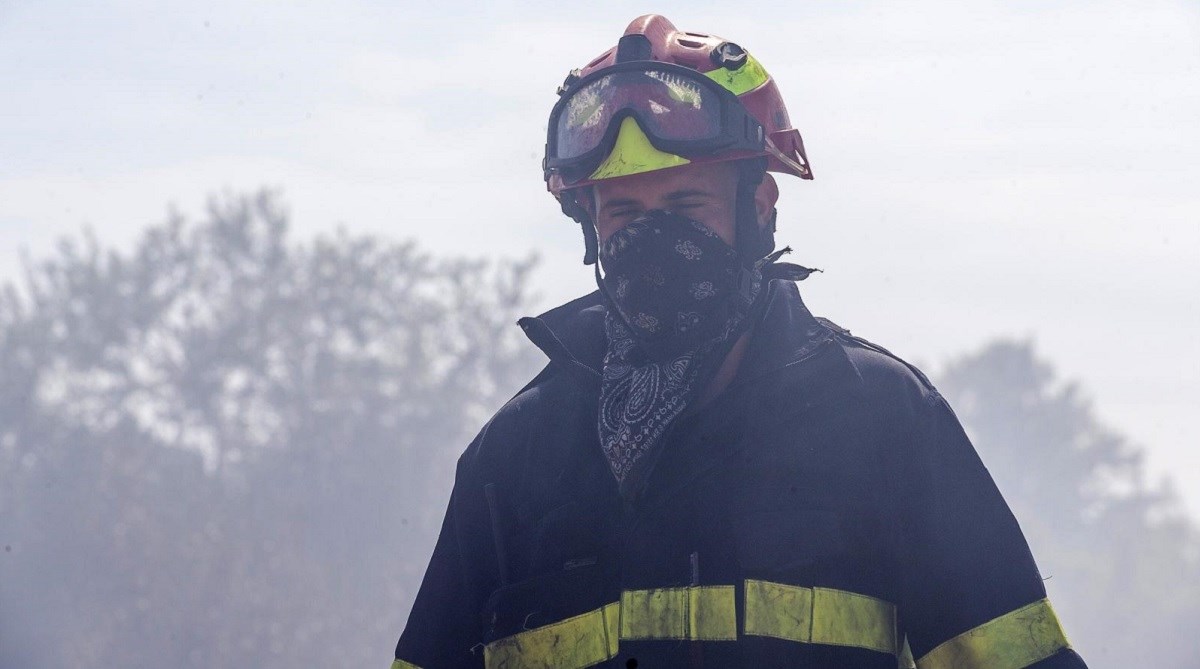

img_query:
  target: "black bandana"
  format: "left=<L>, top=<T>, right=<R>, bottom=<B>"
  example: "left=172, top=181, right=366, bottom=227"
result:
left=596, top=210, right=762, bottom=497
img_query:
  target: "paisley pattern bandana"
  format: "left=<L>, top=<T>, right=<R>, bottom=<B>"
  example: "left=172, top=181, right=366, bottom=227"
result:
left=596, top=210, right=762, bottom=497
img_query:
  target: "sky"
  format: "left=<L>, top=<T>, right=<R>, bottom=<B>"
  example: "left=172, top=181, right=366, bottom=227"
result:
left=2, top=0, right=1198, bottom=515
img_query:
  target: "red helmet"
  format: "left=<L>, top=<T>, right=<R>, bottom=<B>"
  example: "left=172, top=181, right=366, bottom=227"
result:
left=545, top=14, right=812, bottom=205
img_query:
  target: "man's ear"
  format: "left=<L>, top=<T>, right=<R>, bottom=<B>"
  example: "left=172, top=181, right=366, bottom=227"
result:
left=754, top=173, right=780, bottom=230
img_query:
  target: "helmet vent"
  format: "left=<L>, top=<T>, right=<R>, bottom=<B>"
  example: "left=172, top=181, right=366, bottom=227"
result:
left=677, top=38, right=704, bottom=48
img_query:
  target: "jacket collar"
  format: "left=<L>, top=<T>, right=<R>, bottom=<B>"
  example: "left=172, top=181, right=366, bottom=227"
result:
left=518, top=280, right=841, bottom=390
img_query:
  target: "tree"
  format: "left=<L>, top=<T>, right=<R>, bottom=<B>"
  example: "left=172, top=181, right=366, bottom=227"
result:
left=936, top=340, right=1200, bottom=668
left=0, top=191, right=543, bottom=668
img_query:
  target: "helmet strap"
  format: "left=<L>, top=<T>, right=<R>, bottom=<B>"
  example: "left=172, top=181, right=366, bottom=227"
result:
left=734, top=157, right=775, bottom=265
left=581, top=218, right=599, bottom=265
left=559, top=189, right=600, bottom=265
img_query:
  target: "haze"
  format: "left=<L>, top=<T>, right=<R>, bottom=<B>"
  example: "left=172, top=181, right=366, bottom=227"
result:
left=1, top=0, right=1197, bottom=517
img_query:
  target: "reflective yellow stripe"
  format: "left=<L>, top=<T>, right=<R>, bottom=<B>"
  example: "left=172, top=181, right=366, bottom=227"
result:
left=917, top=598, right=1069, bottom=669
left=744, top=578, right=813, bottom=642
left=619, top=585, right=737, bottom=641
left=391, top=661, right=422, bottom=669
left=484, top=601, right=620, bottom=669
left=483, top=580, right=901, bottom=666
left=812, top=587, right=897, bottom=654
left=744, top=579, right=897, bottom=655
left=703, top=53, right=770, bottom=95
left=483, top=586, right=735, bottom=667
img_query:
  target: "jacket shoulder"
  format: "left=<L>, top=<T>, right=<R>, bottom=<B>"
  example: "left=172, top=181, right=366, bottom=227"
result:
left=458, top=365, right=587, bottom=474
left=817, top=318, right=942, bottom=417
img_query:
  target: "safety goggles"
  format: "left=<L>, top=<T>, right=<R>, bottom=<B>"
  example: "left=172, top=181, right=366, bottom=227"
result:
left=544, top=61, right=766, bottom=185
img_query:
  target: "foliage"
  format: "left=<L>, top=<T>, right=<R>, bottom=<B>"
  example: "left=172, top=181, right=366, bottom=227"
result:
left=936, top=340, right=1200, bottom=668
left=0, top=191, right=543, bottom=668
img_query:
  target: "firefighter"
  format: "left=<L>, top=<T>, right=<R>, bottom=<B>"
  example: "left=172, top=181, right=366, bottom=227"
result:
left=392, top=15, right=1087, bottom=669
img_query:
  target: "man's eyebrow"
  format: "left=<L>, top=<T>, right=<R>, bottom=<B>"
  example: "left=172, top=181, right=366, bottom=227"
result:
left=663, top=189, right=713, bottom=201
left=599, top=197, right=641, bottom=213
left=600, top=189, right=713, bottom=214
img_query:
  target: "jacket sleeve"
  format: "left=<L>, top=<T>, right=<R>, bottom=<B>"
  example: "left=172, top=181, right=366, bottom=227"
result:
left=393, top=455, right=491, bottom=669
left=892, top=390, right=1088, bottom=669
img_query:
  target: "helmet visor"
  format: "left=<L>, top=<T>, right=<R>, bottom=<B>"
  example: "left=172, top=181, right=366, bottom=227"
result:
left=553, top=68, right=724, bottom=162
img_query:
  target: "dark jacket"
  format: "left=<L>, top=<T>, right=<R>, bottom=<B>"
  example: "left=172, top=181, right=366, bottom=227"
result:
left=393, top=281, right=1087, bottom=669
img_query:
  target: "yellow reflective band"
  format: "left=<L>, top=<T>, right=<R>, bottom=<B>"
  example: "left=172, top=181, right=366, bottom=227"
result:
left=482, top=581, right=901, bottom=666
left=812, top=587, right=898, bottom=654
left=619, top=585, right=738, bottom=641
left=587, top=117, right=691, bottom=181
left=703, top=53, right=771, bottom=96
left=743, top=580, right=898, bottom=655
left=390, top=661, right=423, bottom=669
left=484, top=601, right=620, bottom=669
left=743, top=578, right=813, bottom=642
left=917, top=598, right=1070, bottom=669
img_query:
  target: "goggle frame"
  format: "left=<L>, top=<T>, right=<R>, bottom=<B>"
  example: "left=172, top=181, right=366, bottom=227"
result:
left=544, top=60, right=767, bottom=186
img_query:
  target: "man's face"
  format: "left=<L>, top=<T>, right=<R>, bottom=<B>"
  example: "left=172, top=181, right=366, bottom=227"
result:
left=591, top=161, right=741, bottom=246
